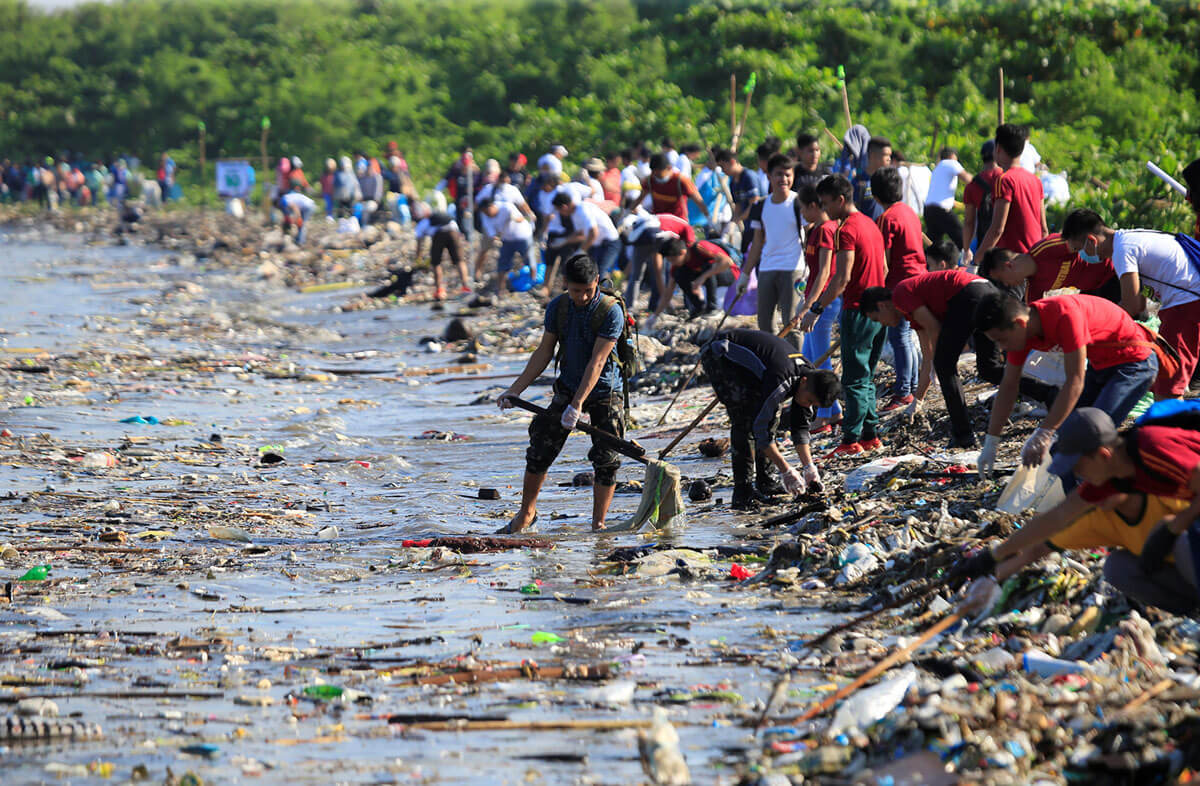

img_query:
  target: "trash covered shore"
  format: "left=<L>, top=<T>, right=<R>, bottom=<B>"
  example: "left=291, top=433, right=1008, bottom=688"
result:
left=1, top=206, right=1197, bottom=785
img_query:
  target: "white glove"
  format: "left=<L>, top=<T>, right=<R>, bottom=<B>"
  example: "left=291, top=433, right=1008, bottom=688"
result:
left=904, top=398, right=922, bottom=423
left=958, top=248, right=973, bottom=268
left=497, top=391, right=517, bottom=410
left=782, top=467, right=805, bottom=496
left=1021, top=427, right=1056, bottom=468
left=802, top=463, right=822, bottom=492
left=736, top=274, right=750, bottom=294
left=561, top=404, right=582, bottom=430
left=977, top=434, right=1001, bottom=478
left=959, top=576, right=1002, bottom=618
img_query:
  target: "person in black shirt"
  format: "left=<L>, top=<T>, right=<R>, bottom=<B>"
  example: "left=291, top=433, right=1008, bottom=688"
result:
left=700, top=329, right=841, bottom=510
left=792, top=132, right=830, bottom=195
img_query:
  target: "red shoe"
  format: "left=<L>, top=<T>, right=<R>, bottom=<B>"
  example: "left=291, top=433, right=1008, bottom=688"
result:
left=824, top=442, right=864, bottom=460
left=459, top=285, right=472, bottom=295
left=434, top=287, right=447, bottom=301
left=810, top=424, right=833, bottom=436
left=860, top=437, right=883, bottom=452
left=882, top=395, right=914, bottom=412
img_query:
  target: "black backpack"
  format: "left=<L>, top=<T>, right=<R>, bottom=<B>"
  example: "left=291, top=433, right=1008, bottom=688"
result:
left=972, top=171, right=995, bottom=238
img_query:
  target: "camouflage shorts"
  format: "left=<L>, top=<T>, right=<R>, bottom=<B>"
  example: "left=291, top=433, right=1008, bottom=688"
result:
left=525, top=384, right=626, bottom=486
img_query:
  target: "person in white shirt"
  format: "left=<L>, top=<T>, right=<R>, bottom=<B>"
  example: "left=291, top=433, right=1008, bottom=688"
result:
left=414, top=206, right=468, bottom=300
left=553, top=193, right=621, bottom=278
left=279, top=191, right=315, bottom=244
left=474, top=171, right=535, bottom=280
left=537, top=145, right=568, bottom=178
left=480, top=197, right=535, bottom=296
left=923, top=147, right=972, bottom=250
left=1062, top=208, right=1200, bottom=399
left=739, top=153, right=808, bottom=349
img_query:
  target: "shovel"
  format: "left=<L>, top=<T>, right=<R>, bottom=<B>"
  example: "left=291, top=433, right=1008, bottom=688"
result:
left=509, top=397, right=683, bottom=532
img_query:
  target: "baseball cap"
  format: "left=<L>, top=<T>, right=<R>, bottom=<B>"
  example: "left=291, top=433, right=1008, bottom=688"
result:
left=980, top=140, right=996, bottom=163
left=1048, top=407, right=1117, bottom=478
left=552, top=145, right=568, bottom=157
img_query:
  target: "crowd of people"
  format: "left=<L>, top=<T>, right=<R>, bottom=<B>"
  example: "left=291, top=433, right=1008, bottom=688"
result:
left=9, top=125, right=1200, bottom=618
left=477, top=126, right=1200, bottom=618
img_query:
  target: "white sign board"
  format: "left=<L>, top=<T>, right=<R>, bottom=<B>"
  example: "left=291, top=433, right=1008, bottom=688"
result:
left=216, top=160, right=255, bottom=198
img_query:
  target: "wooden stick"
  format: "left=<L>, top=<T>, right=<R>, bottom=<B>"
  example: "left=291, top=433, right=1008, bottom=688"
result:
left=510, top=398, right=648, bottom=464
left=998, top=67, right=1005, bottom=125
left=1118, top=678, right=1175, bottom=715
left=653, top=289, right=747, bottom=427
left=400, top=718, right=653, bottom=732
left=730, top=74, right=737, bottom=138
left=788, top=612, right=962, bottom=724
left=731, top=75, right=757, bottom=153
left=822, top=127, right=844, bottom=150
left=656, top=339, right=839, bottom=460
left=839, top=67, right=853, bottom=129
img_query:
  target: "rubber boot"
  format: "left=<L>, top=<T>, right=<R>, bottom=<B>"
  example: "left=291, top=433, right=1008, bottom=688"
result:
left=730, top=443, right=760, bottom=512
left=755, top=453, right=786, bottom=499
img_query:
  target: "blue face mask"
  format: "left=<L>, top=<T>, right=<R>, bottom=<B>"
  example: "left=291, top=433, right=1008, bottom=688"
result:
left=1079, top=245, right=1101, bottom=265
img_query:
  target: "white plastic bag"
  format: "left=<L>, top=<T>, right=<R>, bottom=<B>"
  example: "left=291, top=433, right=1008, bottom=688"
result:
left=996, top=454, right=1064, bottom=514
left=828, top=666, right=917, bottom=735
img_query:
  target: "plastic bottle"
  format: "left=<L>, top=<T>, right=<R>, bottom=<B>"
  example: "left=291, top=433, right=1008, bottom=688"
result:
left=1022, top=649, right=1090, bottom=678
left=302, top=685, right=344, bottom=700
left=17, top=565, right=51, bottom=581
left=519, top=583, right=540, bottom=595
left=530, top=631, right=564, bottom=644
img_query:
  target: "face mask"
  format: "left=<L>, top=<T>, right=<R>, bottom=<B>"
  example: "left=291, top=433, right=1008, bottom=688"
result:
left=654, top=175, right=670, bottom=183
left=1080, top=237, right=1101, bottom=264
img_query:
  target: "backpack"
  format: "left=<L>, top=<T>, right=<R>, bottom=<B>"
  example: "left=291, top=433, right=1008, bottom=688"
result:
left=333, top=170, right=355, bottom=202
left=704, top=237, right=744, bottom=275
left=972, top=171, right=995, bottom=238
left=747, top=195, right=804, bottom=243
left=554, top=277, right=641, bottom=411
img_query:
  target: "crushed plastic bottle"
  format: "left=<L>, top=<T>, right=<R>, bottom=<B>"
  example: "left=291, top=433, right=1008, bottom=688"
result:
left=1023, top=649, right=1091, bottom=678
left=17, top=565, right=51, bottom=581
left=530, top=631, right=564, bottom=645
left=302, top=685, right=344, bottom=700
left=827, top=665, right=917, bottom=735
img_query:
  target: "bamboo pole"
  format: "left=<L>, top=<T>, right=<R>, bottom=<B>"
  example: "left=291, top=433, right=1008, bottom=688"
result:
left=786, top=612, right=962, bottom=724
left=998, top=68, right=1005, bottom=125
left=838, top=65, right=852, bottom=129
left=730, top=74, right=737, bottom=138
left=260, top=117, right=270, bottom=214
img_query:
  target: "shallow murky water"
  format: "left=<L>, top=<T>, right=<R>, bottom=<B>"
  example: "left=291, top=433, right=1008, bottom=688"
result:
left=0, top=229, right=836, bottom=784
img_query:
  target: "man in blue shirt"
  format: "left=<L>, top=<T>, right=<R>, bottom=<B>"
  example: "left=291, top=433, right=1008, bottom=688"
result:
left=497, top=254, right=626, bottom=533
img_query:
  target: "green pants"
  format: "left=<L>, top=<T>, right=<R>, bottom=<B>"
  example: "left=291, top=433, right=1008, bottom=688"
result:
left=839, top=308, right=886, bottom=443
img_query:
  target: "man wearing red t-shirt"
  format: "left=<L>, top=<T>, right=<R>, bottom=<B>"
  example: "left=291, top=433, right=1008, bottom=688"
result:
left=978, top=239, right=1119, bottom=304
left=860, top=270, right=998, bottom=448
left=796, top=185, right=841, bottom=428
left=976, top=124, right=1047, bottom=256
left=650, top=236, right=736, bottom=318
left=641, top=153, right=709, bottom=223
left=974, top=292, right=1160, bottom=477
left=961, top=140, right=1000, bottom=267
left=808, top=174, right=887, bottom=457
left=873, top=167, right=927, bottom=409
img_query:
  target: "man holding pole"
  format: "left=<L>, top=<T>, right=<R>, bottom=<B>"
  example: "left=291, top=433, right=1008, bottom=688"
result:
left=700, top=328, right=840, bottom=510
left=496, top=254, right=627, bottom=534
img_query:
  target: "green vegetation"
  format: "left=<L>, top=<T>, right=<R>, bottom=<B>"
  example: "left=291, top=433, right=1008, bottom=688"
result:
left=1, top=0, right=1196, bottom=229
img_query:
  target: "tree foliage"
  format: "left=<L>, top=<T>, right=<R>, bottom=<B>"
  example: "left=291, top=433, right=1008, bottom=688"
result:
left=1, top=0, right=1196, bottom=228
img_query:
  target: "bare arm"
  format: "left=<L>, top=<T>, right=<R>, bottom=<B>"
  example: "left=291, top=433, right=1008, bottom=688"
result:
left=1041, top=348, right=1087, bottom=432
left=910, top=306, right=941, bottom=400
left=818, top=249, right=855, bottom=305
left=570, top=337, right=619, bottom=410
left=694, top=253, right=732, bottom=287
left=505, top=331, right=559, bottom=397
left=996, top=543, right=1052, bottom=582
left=1119, top=271, right=1146, bottom=317
left=993, top=489, right=1094, bottom=561
left=801, top=246, right=834, bottom=312
left=976, top=198, right=1012, bottom=255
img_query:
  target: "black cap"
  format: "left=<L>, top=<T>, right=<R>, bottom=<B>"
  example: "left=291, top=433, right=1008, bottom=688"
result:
left=1048, top=407, right=1117, bottom=478
left=980, top=140, right=996, bottom=163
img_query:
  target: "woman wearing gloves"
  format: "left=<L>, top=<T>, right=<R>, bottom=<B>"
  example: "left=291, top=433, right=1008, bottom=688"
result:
left=495, top=254, right=627, bottom=533
left=699, top=328, right=841, bottom=511
left=972, top=292, right=1160, bottom=477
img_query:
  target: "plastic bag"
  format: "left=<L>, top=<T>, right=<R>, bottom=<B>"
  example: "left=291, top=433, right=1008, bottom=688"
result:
left=996, top=454, right=1064, bottom=514
left=828, top=666, right=917, bottom=735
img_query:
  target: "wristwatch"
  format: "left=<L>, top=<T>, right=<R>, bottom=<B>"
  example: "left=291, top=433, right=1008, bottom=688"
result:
left=808, top=303, right=825, bottom=315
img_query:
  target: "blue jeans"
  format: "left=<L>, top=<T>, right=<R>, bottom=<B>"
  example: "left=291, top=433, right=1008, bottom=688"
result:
left=802, top=297, right=843, bottom=420
left=498, top=237, right=532, bottom=273
left=887, top=320, right=919, bottom=397
left=1080, top=353, right=1158, bottom=428
left=589, top=238, right=621, bottom=278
